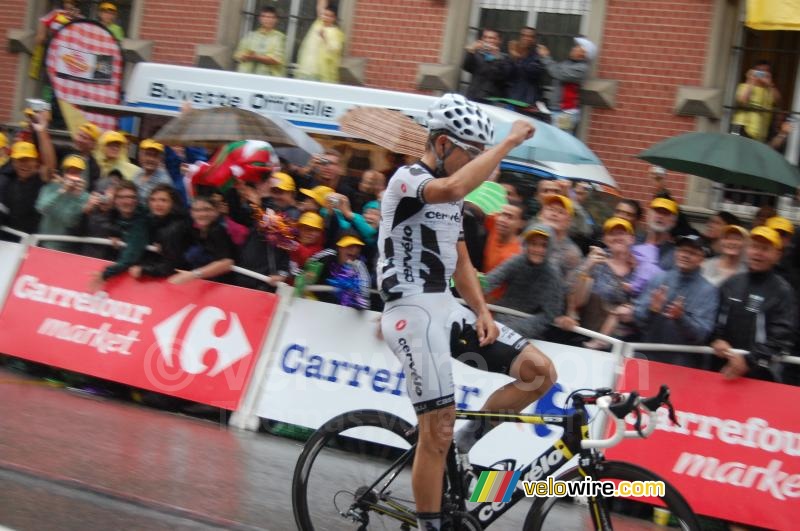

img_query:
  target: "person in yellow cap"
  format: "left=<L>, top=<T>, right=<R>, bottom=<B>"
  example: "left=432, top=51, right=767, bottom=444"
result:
left=0, top=110, right=57, bottom=234
left=711, top=225, right=796, bottom=382
left=765, top=216, right=799, bottom=292
left=536, top=194, right=581, bottom=283
left=632, top=196, right=680, bottom=271
left=290, top=212, right=325, bottom=271
left=267, top=172, right=299, bottom=220
left=701, top=225, right=749, bottom=287
left=0, top=132, right=9, bottom=168
left=96, top=131, right=140, bottom=181
left=298, top=185, right=335, bottom=214
left=132, top=139, right=172, bottom=202
left=62, top=121, right=102, bottom=187
left=35, top=153, right=90, bottom=251
left=302, top=232, right=370, bottom=309
left=97, top=2, right=125, bottom=41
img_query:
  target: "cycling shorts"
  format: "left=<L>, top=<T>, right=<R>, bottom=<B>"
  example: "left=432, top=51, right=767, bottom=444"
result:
left=381, top=292, right=529, bottom=414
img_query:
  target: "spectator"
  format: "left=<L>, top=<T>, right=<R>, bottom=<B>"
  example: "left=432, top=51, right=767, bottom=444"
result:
left=290, top=211, right=325, bottom=273
left=538, top=36, right=596, bottom=133
left=482, top=203, right=524, bottom=273
left=64, top=122, right=102, bottom=189
left=701, top=225, right=749, bottom=287
left=303, top=234, right=370, bottom=309
left=462, top=28, right=512, bottom=102
left=612, top=198, right=644, bottom=240
left=569, top=180, right=597, bottom=251
left=79, top=181, right=143, bottom=260
left=711, top=226, right=796, bottom=382
left=167, top=196, right=236, bottom=285
left=132, top=139, right=173, bottom=203
left=339, top=169, right=385, bottom=213
left=527, top=177, right=563, bottom=219
left=233, top=6, right=286, bottom=77
left=97, top=2, right=124, bottom=41
left=752, top=204, right=776, bottom=229
left=634, top=235, right=718, bottom=368
left=296, top=0, right=345, bottom=83
left=164, top=145, right=207, bottom=206
left=507, top=27, right=545, bottom=109
left=483, top=224, right=563, bottom=339
left=537, top=194, right=582, bottom=286
left=0, top=113, right=57, bottom=235
left=35, top=155, right=90, bottom=250
left=298, top=185, right=334, bottom=214
left=765, top=216, right=799, bottom=293
left=328, top=193, right=378, bottom=246
left=0, top=132, right=8, bottom=170
left=731, top=62, right=779, bottom=142
left=572, top=217, right=662, bottom=349
left=208, top=192, right=250, bottom=246
left=702, top=210, right=741, bottom=256
left=632, top=197, right=678, bottom=271
left=264, top=172, right=300, bottom=220
left=297, top=150, right=344, bottom=191
left=97, top=131, right=139, bottom=180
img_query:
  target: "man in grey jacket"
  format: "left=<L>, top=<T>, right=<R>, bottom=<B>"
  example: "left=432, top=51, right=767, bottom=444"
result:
left=538, top=36, right=596, bottom=133
left=634, top=234, right=719, bottom=368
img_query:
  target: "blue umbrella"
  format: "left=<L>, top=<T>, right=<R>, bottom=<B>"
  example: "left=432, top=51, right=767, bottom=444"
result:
left=493, top=119, right=601, bottom=165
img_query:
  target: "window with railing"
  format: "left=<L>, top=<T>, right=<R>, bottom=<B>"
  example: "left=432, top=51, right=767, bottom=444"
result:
left=42, top=0, right=135, bottom=38
left=239, top=0, right=318, bottom=74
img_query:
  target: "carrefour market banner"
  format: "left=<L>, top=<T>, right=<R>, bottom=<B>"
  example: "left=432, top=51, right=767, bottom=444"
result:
left=254, top=297, right=619, bottom=469
left=0, top=247, right=277, bottom=409
left=607, top=358, right=799, bottom=530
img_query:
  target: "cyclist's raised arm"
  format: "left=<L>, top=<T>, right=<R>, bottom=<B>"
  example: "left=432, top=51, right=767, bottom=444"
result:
left=422, top=120, right=534, bottom=204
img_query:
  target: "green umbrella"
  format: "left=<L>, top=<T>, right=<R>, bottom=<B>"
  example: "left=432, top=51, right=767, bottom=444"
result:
left=465, top=181, right=508, bottom=214
left=637, top=132, right=800, bottom=194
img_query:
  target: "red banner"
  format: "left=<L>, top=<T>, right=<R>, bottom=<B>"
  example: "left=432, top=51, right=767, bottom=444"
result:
left=0, top=247, right=277, bottom=410
left=607, top=358, right=800, bottom=530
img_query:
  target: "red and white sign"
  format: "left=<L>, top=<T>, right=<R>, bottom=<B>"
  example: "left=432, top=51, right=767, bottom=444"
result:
left=0, top=247, right=278, bottom=410
left=45, top=21, right=123, bottom=131
left=607, top=358, right=800, bottom=530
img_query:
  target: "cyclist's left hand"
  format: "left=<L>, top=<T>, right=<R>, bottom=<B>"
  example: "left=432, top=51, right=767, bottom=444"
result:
left=476, top=311, right=499, bottom=346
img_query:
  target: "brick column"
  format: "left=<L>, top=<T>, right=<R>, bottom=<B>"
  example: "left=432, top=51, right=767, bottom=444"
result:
left=138, top=0, right=221, bottom=66
left=0, top=1, right=29, bottom=122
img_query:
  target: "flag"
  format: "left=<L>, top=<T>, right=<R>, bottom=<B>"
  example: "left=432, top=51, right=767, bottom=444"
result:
left=469, top=470, right=522, bottom=503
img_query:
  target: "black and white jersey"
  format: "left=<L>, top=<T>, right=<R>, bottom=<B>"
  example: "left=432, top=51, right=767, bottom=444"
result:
left=377, top=162, right=463, bottom=301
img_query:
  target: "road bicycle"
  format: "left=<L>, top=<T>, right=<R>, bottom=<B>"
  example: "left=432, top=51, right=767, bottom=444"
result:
left=292, top=385, right=701, bottom=530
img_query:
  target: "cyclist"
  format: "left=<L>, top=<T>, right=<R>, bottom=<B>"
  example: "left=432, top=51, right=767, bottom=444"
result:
left=378, top=93, right=556, bottom=531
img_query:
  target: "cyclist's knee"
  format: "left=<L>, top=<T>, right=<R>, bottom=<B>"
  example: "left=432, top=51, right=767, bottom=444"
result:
left=417, top=406, right=455, bottom=454
left=512, top=346, right=557, bottom=392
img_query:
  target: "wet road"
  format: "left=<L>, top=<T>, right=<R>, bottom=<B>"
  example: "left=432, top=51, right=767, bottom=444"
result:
left=0, top=369, right=531, bottom=530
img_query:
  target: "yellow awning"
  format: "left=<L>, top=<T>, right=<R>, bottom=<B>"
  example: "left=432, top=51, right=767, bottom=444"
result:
left=746, top=0, right=800, bottom=30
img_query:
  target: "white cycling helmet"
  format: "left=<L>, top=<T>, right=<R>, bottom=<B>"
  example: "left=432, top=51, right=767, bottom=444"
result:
left=426, top=93, right=495, bottom=145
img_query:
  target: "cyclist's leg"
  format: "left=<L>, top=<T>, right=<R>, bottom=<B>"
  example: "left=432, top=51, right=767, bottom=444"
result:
left=381, top=297, right=457, bottom=528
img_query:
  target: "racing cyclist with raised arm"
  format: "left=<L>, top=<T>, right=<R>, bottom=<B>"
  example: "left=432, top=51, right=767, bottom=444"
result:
left=378, top=94, right=557, bottom=531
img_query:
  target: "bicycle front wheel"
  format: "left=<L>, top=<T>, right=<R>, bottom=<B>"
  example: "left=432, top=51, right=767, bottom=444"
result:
left=524, top=460, right=701, bottom=531
left=292, top=410, right=417, bottom=531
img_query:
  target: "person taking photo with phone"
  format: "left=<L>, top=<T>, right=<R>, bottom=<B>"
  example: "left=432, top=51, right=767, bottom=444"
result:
left=35, top=154, right=90, bottom=251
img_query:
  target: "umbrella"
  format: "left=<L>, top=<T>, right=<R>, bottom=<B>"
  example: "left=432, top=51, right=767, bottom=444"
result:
left=267, top=114, right=324, bottom=166
left=493, top=120, right=601, bottom=165
left=154, top=107, right=297, bottom=148
left=637, top=132, right=800, bottom=194
left=339, top=107, right=427, bottom=158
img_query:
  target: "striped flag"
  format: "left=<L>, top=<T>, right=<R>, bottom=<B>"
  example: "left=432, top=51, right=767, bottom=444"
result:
left=469, top=470, right=522, bottom=503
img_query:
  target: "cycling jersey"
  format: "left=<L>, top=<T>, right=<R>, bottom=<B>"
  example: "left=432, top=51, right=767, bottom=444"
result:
left=377, top=162, right=463, bottom=302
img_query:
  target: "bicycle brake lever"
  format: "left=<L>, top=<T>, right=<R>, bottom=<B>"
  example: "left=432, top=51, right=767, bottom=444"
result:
left=632, top=407, right=644, bottom=437
left=665, top=398, right=681, bottom=428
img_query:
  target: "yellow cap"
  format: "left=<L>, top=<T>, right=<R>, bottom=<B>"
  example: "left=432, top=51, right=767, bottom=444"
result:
left=271, top=172, right=296, bottom=192
left=100, top=130, right=128, bottom=146
left=337, top=235, right=365, bottom=247
left=750, top=226, right=782, bottom=249
left=650, top=197, right=679, bottom=215
left=765, top=216, right=795, bottom=235
left=523, top=227, right=551, bottom=241
left=62, top=154, right=87, bottom=171
left=0, top=132, right=8, bottom=149
left=603, top=216, right=634, bottom=234
left=298, top=212, right=324, bottom=230
left=79, top=122, right=101, bottom=140
left=139, top=138, right=164, bottom=152
left=99, top=2, right=118, bottom=11
left=10, top=141, right=38, bottom=160
left=300, top=185, right=335, bottom=207
left=722, top=225, right=749, bottom=238
left=542, top=194, right=574, bottom=216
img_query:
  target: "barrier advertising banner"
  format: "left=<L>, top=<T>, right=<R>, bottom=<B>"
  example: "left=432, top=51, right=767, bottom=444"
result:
left=0, top=247, right=277, bottom=409
left=607, top=358, right=799, bottom=530
left=254, top=297, right=618, bottom=468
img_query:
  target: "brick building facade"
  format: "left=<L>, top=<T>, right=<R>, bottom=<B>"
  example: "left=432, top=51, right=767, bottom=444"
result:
left=2, top=1, right=794, bottom=210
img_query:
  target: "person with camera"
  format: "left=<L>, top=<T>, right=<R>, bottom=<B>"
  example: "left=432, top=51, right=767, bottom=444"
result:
left=296, top=150, right=344, bottom=191
left=132, top=139, right=173, bottom=203
left=0, top=110, right=57, bottom=237
left=732, top=62, right=780, bottom=142
left=35, top=155, right=90, bottom=251
left=77, top=180, right=143, bottom=260
left=463, top=28, right=513, bottom=102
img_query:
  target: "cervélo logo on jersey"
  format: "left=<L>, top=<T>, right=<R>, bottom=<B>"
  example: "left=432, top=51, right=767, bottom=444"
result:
left=0, top=247, right=278, bottom=409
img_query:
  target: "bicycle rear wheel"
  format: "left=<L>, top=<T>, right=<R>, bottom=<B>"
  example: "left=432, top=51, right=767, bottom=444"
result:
left=292, top=410, right=417, bottom=531
left=525, top=460, right=701, bottom=531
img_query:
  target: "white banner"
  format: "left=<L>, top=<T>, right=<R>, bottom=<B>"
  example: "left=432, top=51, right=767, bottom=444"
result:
left=255, top=298, right=618, bottom=467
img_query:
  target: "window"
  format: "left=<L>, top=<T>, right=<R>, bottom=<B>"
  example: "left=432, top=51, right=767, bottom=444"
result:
left=463, top=0, right=591, bottom=94
left=240, top=0, right=319, bottom=72
left=49, top=0, right=135, bottom=38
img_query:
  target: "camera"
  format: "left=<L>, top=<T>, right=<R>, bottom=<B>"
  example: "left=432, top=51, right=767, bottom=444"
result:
left=25, top=98, right=51, bottom=112
left=328, top=195, right=340, bottom=207
left=753, top=70, right=768, bottom=79
left=318, top=157, right=331, bottom=165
